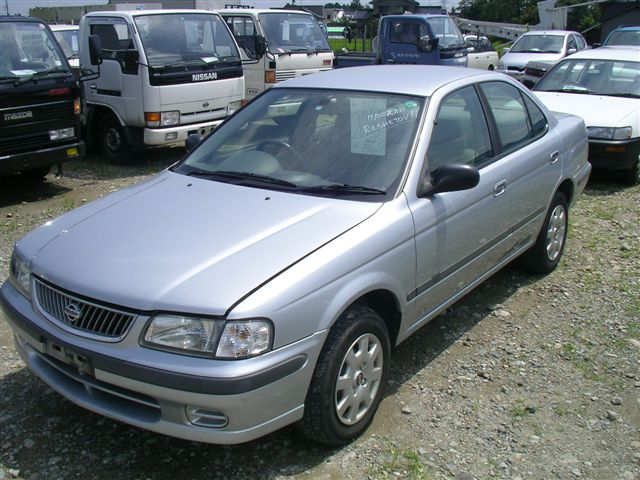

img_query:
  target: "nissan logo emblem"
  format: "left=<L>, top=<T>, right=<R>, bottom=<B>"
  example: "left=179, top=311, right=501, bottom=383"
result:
left=63, top=302, right=82, bottom=323
left=202, top=101, right=210, bottom=108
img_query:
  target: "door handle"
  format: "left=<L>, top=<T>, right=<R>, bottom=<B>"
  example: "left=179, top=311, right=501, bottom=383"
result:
left=89, top=84, right=97, bottom=90
left=493, top=180, right=507, bottom=197
left=550, top=150, right=560, bottom=164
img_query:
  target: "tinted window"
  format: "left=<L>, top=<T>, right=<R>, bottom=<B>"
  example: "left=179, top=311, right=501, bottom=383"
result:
left=480, top=82, right=532, bottom=151
left=523, top=95, right=547, bottom=137
left=427, top=86, right=492, bottom=172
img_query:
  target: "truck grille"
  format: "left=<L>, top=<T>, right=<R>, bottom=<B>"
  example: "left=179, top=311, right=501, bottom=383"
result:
left=34, top=278, right=136, bottom=341
left=275, top=70, right=297, bottom=83
left=0, top=131, right=51, bottom=154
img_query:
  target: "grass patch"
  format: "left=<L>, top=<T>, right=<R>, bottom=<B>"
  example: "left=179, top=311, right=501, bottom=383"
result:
left=373, top=445, right=433, bottom=479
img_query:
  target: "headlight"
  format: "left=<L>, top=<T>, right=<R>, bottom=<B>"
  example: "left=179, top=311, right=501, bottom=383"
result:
left=587, top=126, right=632, bottom=140
left=49, top=127, right=75, bottom=141
left=227, top=100, right=242, bottom=116
left=144, top=111, right=180, bottom=128
left=10, top=251, right=31, bottom=298
left=142, top=315, right=272, bottom=359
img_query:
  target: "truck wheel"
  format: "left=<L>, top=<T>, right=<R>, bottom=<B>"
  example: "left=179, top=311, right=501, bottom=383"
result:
left=298, top=305, right=390, bottom=446
left=21, top=166, right=50, bottom=181
left=99, top=114, right=132, bottom=165
left=521, top=191, right=568, bottom=274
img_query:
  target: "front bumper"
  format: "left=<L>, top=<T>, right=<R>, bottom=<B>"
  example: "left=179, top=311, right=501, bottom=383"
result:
left=143, top=119, right=226, bottom=147
left=0, top=281, right=324, bottom=444
left=0, top=140, right=85, bottom=175
left=588, top=137, right=640, bottom=171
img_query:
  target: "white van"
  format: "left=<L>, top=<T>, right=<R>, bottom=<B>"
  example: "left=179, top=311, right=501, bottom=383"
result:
left=219, top=9, right=333, bottom=99
left=79, top=10, right=244, bottom=163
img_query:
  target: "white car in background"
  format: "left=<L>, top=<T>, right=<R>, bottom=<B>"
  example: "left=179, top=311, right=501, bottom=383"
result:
left=496, top=30, right=588, bottom=81
left=464, top=34, right=499, bottom=70
left=533, top=47, right=640, bottom=185
left=49, top=24, right=79, bottom=69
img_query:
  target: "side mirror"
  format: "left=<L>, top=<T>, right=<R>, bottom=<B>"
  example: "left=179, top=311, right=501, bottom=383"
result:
left=254, top=35, right=267, bottom=59
left=567, top=48, right=577, bottom=55
left=88, top=35, right=103, bottom=66
left=592, top=42, right=601, bottom=48
left=418, top=164, right=480, bottom=197
left=185, top=134, right=203, bottom=152
left=123, top=49, right=139, bottom=74
left=467, top=46, right=475, bottom=53
left=418, top=35, right=433, bottom=53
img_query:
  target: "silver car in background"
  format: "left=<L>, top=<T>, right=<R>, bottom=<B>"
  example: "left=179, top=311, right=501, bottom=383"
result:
left=497, top=30, right=588, bottom=81
left=1, top=66, right=591, bottom=446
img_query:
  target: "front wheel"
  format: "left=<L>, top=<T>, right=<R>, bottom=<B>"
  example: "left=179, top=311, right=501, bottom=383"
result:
left=521, top=191, right=568, bottom=274
left=99, top=114, right=132, bottom=164
left=298, top=305, right=390, bottom=446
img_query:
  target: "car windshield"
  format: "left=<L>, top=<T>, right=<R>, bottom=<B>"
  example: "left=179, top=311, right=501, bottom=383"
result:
left=258, top=12, right=330, bottom=53
left=426, top=17, right=465, bottom=49
left=52, top=28, right=79, bottom=59
left=135, top=13, right=240, bottom=67
left=604, top=30, right=640, bottom=46
left=535, top=58, right=640, bottom=97
left=175, top=88, right=425, bottom=199
left=0, top=22, right=68, bottom=79
left=510, top=34, right=564, bottom=53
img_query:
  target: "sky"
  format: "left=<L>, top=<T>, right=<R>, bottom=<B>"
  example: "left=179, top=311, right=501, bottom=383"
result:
left=2, top=0, right=453, bottom=16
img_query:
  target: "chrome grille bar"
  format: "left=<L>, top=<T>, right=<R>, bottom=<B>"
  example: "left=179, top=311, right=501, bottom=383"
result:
left=33, top=278, right=137, bottom=341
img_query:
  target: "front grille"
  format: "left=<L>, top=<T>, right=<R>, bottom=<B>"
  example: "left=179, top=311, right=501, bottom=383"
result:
left=0, top=131, right=51, bottom=155
left=275, top=70, right=297, bottom=83
left=34, top=278, right=136, bottom=340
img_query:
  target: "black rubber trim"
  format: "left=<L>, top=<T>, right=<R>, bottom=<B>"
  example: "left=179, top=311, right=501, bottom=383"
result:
left=0, top=284, right=306, bottom=395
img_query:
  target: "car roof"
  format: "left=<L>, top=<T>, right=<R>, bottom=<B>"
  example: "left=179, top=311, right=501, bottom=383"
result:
left=520, top=30, right=576, bottom=37
left=49, top=24, right=79, bottom=31
left=0, top=15, right=46, bottom=24
left=218, top=9, right=314, bottom=15
left=85, top=9, right=221, bottom=18
left=563, top=46, right=640, bottom=62
left=610, top=26, right=640, bottom=32
left=274, top=65, right=497, bottom=97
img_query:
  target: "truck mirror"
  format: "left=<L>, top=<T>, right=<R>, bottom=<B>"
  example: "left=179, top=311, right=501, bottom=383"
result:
left=88, top=35, right=103, bottom=66
left=123, top=49, right=140, bottom=74
left=254, top=35, right=267, bottom=59
left=418, top=35, right=433, bottom=53
left=185, top=134, right=203, bottom=152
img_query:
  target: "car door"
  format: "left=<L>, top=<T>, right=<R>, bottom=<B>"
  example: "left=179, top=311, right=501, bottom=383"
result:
left=408, top=84, right=515, bottom=321
left=478, top=81, right=561, bottom=252
left=85, top=17, right=142, bottom=126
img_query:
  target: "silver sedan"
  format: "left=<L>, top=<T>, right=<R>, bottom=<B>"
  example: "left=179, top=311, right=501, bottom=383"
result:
left=1, top=65, right=591, bottom=446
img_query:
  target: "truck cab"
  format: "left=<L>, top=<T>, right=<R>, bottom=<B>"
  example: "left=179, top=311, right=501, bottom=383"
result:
left=378, top=14, right=467, bottom=66
left=0, top=16, right=85, bottom=179
left=219, top=9, right=333, bottom=100
left=79, top=10, right=244, bottom=163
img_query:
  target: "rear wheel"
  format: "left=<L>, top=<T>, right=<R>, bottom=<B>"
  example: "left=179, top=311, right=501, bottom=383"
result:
left=99, top=114, right=132, bottom=164
left=298, top=305, right=390, bottom=446
left=521, top=191, right=568, bottom=274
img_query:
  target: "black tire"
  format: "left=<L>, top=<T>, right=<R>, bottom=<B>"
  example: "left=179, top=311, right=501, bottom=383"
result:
left=521, top=191, right=569, bottom=274
left=21, top=166, right=50, bottom=181
left=298, top=305, right=390, bottom=446
left=620, top=161, right=640, bottom=186
left=99, top=114, right=133, bottom=165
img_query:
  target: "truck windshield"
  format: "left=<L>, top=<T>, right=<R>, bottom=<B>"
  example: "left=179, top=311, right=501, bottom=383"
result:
left=0, top=21, right=68, bottom=80
left=175, top=88, right=424, bottom=199
left=135, top=13, right=240, bottom=67
left=425, top=17, right=465, bottom=49
left=258, top=13, right=330, bottom=53
left=52, top=28, right=79, bottom=60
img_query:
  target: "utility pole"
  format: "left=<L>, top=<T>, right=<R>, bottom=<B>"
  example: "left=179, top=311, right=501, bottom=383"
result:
left=4, top=0, right=9, bottom=15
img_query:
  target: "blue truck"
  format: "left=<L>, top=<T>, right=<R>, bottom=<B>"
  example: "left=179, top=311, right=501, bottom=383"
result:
left=335, top=14, right=468, bottom=68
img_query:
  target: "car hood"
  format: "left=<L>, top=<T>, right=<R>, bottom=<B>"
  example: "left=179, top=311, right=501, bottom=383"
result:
left=533, top=92, right=640, bottom=130
left=23, top=171, right=381, bottom=315
left=502, top=52, right=563, bottom=68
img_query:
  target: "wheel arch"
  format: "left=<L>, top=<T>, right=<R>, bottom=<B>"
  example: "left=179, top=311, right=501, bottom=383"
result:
left=557, top=178, right=574, bottom=205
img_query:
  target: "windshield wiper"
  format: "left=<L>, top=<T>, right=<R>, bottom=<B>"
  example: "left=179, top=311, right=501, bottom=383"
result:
left=298, top=184, right=387, bottom=195
left=14, top=68, right=69, bottom=85
left=186, top=168, right=298, bottom=188
left=541, top=88, right=592, bottom=94
left=159, top=58, right=210, bottom=70
left=603, top=92, right=640, bottom=98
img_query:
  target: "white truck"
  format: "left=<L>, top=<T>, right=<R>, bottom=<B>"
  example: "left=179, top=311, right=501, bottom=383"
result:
left=79, top=10, right=245, bottom=163
left=219, top=8, right=333, bottom=100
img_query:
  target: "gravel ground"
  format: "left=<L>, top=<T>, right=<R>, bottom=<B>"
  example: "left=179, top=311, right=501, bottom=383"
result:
left=0, top=152, right=638, bottom=480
